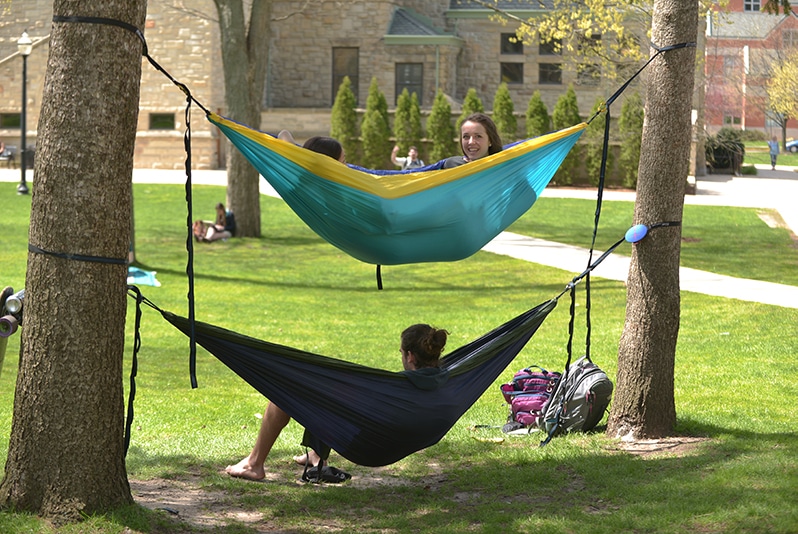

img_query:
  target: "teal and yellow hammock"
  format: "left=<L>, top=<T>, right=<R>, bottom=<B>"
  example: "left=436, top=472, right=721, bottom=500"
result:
left=209, top=113, right=586, bottom=265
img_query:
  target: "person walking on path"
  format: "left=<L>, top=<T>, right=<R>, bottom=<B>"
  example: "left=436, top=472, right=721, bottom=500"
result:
left=767, top=136, right=780, bottom=170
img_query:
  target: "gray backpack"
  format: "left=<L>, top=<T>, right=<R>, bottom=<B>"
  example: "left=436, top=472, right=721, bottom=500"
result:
left=541, top=355, right=613, bottom=445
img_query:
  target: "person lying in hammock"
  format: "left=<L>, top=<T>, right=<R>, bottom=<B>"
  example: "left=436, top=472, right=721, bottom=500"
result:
left=275, top=111, right=501, bottom=173
left=224, top=322, right=449, bottom=482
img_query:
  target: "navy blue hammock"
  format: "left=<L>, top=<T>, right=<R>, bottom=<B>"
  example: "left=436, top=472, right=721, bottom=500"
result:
left=131, top=294, right=556, bottom=467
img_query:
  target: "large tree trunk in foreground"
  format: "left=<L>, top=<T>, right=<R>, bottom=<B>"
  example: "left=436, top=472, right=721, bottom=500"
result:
left=607, top=0, right=698, bottom=439
left=0, top=0, right=146, bottom=520
left=214, top=0, right=271, bottom=237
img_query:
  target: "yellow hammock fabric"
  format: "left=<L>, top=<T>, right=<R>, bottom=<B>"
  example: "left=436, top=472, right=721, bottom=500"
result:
left=210, top=113, right=586, bottom=265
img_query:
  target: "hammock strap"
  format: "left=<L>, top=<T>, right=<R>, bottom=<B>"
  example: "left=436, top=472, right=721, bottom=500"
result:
left=581, top=40, right=695, bottom=361
left=587, top=41, right=696, bottom=125
left=52, top=14, right=201, bottom=388
left=27, top=243, right=128, bottom=265
left=123, top=285, right=144, bottom=456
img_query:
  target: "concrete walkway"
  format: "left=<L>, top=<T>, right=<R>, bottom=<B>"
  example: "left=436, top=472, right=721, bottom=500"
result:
left=2, top=165, right=797, bottom=309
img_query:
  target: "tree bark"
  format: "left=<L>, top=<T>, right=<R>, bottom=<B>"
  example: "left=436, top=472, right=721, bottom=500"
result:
left=607, top=0, right=698, bottom=440
left=214, top=0, right=272, bottom=237
left=0, top=0, right=145, bottom=519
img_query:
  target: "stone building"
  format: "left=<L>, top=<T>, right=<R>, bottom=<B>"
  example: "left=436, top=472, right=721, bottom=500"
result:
left=1, top=0, right=613, bottom=169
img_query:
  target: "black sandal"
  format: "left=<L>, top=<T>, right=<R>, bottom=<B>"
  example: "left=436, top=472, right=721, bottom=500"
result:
left=301, top=464, right=351, bottom=484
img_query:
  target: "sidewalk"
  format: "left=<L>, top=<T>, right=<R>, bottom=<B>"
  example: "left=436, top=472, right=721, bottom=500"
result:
left=2, top=165, right=797, bottom=309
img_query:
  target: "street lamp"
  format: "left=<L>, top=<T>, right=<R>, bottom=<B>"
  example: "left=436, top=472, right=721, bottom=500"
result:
left=17, top=31, right=32, bottom=195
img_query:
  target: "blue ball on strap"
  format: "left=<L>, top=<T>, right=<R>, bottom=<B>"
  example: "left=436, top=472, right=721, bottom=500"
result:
left=625, top=224, right=648, bottom=243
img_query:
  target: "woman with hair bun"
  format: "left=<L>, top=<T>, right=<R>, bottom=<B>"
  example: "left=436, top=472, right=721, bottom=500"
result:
left=226, top=322, right=450, bottom=483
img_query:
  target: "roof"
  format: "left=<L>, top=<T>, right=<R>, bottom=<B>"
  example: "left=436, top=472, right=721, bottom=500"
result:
left=448, top=0, right=553, bottom=10
left=385, top=8, right=464, bottom=46
left=707, top=11, right=786, bottom=38
left=388, top=8, right=445, bottom=36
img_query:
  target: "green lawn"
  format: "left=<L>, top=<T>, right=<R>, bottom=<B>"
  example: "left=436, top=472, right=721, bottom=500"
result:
left=744, top=141, right=798, bottom=167
left=510, top=196, right=798, bottom=286
left=0, top=184, right=796, bottom=533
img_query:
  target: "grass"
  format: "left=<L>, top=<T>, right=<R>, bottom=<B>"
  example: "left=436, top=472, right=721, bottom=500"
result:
left=510, top=197, right=798, bottom=286
left=0, top=183, right=797, bottom=533
left=744, top=141, right=798, bottom=167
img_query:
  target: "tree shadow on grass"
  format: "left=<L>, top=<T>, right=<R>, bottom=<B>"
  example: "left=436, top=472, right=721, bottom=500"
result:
left=115, top=423, right=797, bottom=533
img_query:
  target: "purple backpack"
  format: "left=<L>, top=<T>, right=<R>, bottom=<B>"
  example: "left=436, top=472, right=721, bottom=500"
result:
left=500, top=366, right=561, bottom=428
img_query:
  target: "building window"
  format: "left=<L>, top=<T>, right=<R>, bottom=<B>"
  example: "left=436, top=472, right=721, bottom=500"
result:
left=723, top=113, right=742, bottom=126
left=539, top=63, right=562, bottom=85
left=501, top=63, right=524, bottom=84
left=395, top=63, right=423, bottom=105
left=539, top=38, right=562, bottom=56
left=577, top=64, right=600, bottom=86
left=783, top=29, right=798, bottom=48
left=0, top=113, right=21, bottom=128
left=501, top=33, right=523, bottom=55
left=577, top=33, right=602, bottom=54
left=744, top=0, right=760, bottom=11
left=149, top=113, right=175, bottom=130
left=723, top=55, right=739, bottom=79
left=333, top=47, right=359, bottom=106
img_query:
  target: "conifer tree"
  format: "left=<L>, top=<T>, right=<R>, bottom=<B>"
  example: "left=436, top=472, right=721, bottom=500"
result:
left=394, top=89, right=424, bottom=158
left=330, top=76, right=359, bottom=164
left=456, top=88, right=485, bottom=132
left=551, top=85, right=582, bottom=185
left=409, top=92, right=424, bottom=159
left=361, top=77, right=392, bottom=169
left=618, top=91, right=644, bottom=188
left=427, top=90, right=457, bottom=163
left=492, top=82, right=517, bottom=142
left=525, top=91, right=551, bottom=138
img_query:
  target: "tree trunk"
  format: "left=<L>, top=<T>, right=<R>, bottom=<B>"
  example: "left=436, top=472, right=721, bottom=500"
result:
left=607, top=0, right=698, bottom=440
left=214, top=0, right=271, bottom=237
left=0, top=0, right=145, bottom=519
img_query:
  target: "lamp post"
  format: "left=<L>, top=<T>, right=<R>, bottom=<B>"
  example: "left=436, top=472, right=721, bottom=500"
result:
left=17, top=31, right=32, bottom=195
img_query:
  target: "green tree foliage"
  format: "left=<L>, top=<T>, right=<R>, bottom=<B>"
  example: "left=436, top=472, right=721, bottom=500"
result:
left=525, top=91, right=551, bottom=138
left=492, top=82, right=517, bottom=142
left=551, top=85, right=582, bottom=185
left=618, top=91, right=644, bottom=188
left=427, top=90, right=458, bottom=163
left=330, top=76, right=359, bottom=164
left=394, top=89, right=424, bottom=159
left=767, top=50, right=798, bottom=127
left=361, top=77, right=392, bottom=169
left=456, top=88, right=485, bottom=132
left=584, top=97, right=613, bottom=186
left=514, top=0, right=649, bottom=85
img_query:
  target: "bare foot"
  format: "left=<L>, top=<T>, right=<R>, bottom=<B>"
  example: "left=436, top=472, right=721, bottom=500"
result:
left=293, top=451, right=322, bottom=466
left=225, top=458, right=265, bottom=481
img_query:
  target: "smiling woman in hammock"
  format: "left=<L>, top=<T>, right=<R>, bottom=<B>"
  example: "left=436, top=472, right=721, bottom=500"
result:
left=442, top=112, right=503, bottom=168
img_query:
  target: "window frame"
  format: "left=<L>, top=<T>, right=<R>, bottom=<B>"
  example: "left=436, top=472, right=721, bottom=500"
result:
left=332, top=47, right=360, bottom=106
left=500, top=62, right=524, bottom=85
left=538, top=63, right=562, bottom=85
left=395, top=62, right=424, bottom=106
left=500, top=33, right=524, bottom=55
left=148, top=113, right=175, bottom=130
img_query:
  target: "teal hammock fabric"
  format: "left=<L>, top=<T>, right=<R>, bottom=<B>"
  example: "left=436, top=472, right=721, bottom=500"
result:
left=210, top=113, right=585, bottom=265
